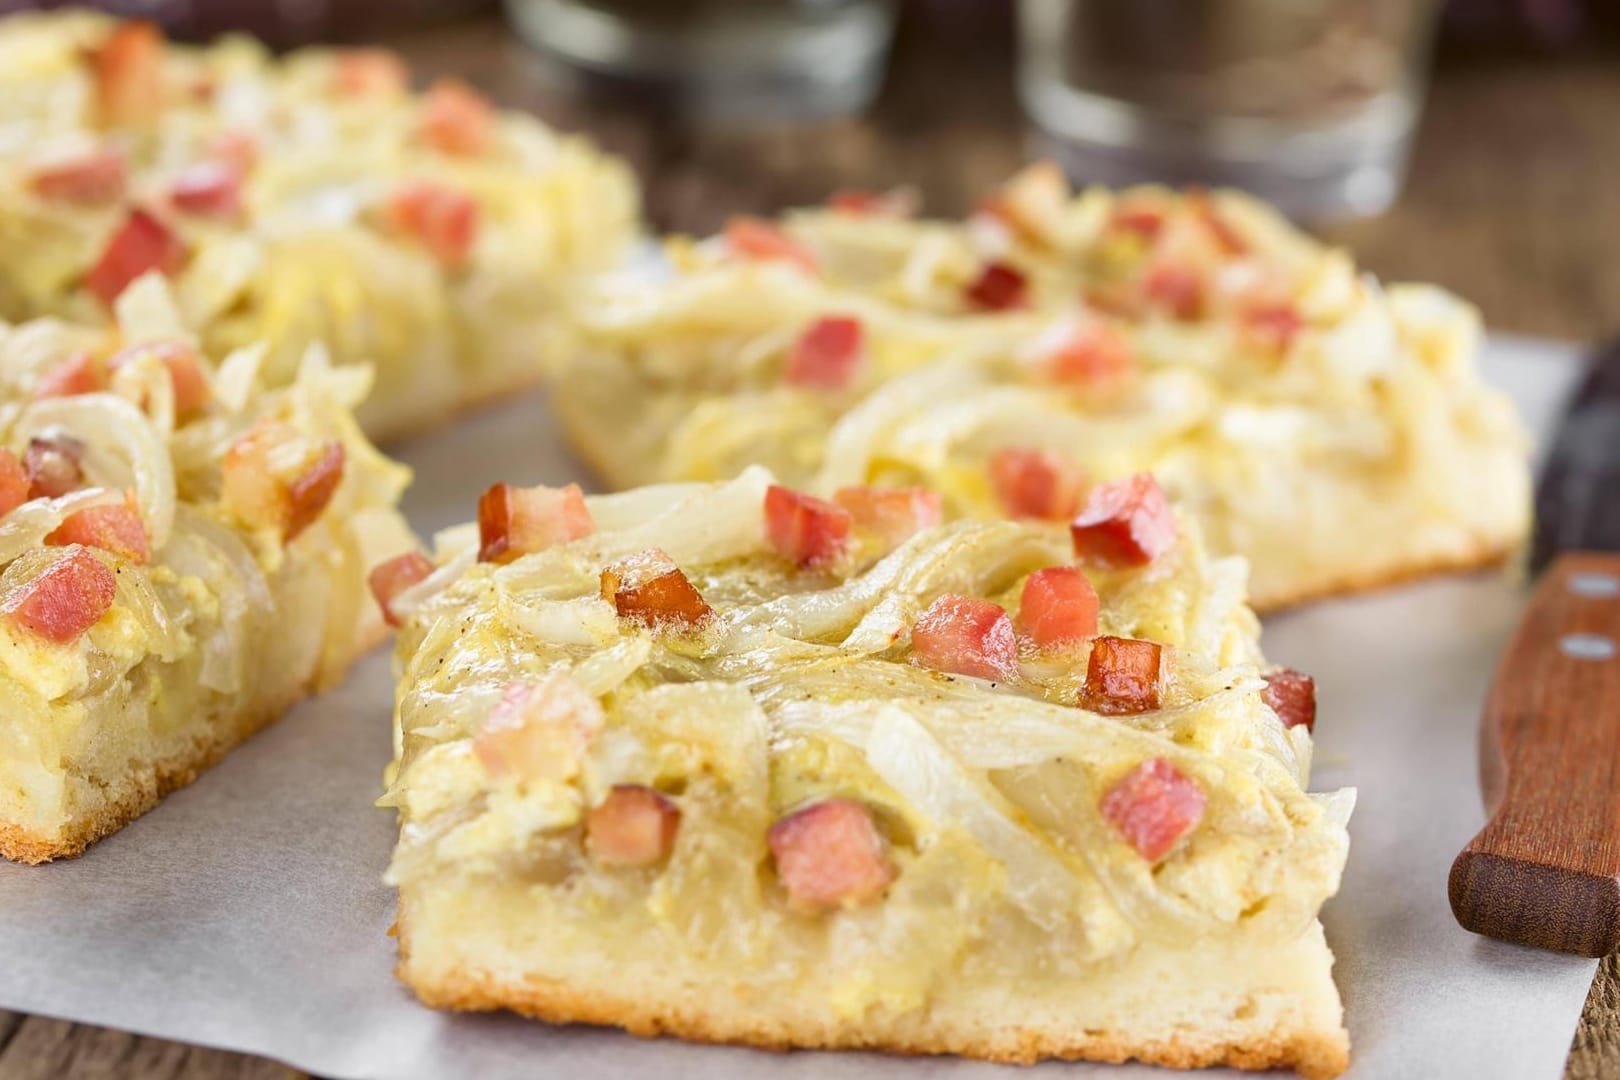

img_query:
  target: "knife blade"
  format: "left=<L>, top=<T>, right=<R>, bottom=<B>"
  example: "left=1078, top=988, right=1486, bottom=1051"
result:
left=1449, top=339, right=1620, bottom=956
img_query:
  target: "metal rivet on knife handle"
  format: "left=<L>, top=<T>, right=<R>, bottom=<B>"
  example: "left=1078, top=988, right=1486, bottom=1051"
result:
left=1449, top=551, right=1620, bottom=957
left=1568, top=573, right=1620, bottom=599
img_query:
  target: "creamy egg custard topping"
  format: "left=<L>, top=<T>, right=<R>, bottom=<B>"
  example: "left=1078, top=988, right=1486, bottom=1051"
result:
left=382, top=466, right=1353, bottom=1078
left=552, top=165, right=1530, bottom=610
left=0, top=276, right=414, bottom=863
left=0, top=10, right=638, bottom=439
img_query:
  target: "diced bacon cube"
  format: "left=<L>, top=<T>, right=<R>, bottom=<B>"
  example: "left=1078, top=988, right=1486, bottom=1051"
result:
left=221, top=422, right=345, bottom=541
left=1070, top=473, right=1177, bottom=567
left=0, top=545, right=117, bottom=644
left=1263, top=669, right=1317, bottom=733
left=108, top=341, right=210, bottom=415
left=333, top=48, right=408, bottom=97
left=724, top=217, right=817, bottom=274
left=1084, top=635, right=1164, bottom=715
left=1142, top=263, right=1204, bottom=321
left=1017, top=566, right=1099, bottom=649
left=911, top=594, right=1017, bottom=681
left=827, top=189, right=882, bottom=214
left=34, top=352, right=106, bottom=399
left=1082, top=281, right=1145, bottom=321
left=88, top=21, right=165, bottom=127
left=826, top=188, right=916, bottom=218
left=187, top=71, right=218, bottom=103
left=586, top=785, right=681, bottom=867
left=1189, top=192, right=1247, bottom=256
left=30, top=149, right=127, bottom=204
left=978, top=162, right=1068, bottom=247
left=600, top=548, right=714, bottom=629
left=1101, top=758, right=1207, bottom=863
left=784, top=316, right=865, bottom=391
left=1039, top=322, right=1135, bottom=387
left=1109, top=205, right=1166, bottom=242
left=832, top=485, right=942, bottom=549
left=1243, top=304, right=1306, bottom=354
left=417, top=79, right=494, bottom=157
left=0, top=449, right=28, bottom=517
left=476, top=482, right=594, bottom=564
left=207, top=130, right=259, bottom=173
left=367, top=551, right=435, bottom=628
left=768, top=799, right=894, bottom=912
left=46, top=496, right=149, bottom=564
left=381, top=182, right=479, bottom=268
left=86, top=210, right=186, bottom=308
left=764, top=485, right=852, bottom=569
left=473, top=674, right=605, bottom=782
left=170, top=161, right=243, bottom=220
left=25, top=436, right=86, bottom=499
left=964, top=261, right=1029, bottom=311
left=990, top=447, right=1084, bottom=522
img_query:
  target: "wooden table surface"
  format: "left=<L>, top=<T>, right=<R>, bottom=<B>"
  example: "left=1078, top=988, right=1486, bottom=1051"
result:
left=4, top=10, right=1619, bottom=1079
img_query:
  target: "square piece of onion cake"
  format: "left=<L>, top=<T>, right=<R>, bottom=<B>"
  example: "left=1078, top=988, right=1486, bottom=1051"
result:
left=381, top=466, right=1353, bottom=1078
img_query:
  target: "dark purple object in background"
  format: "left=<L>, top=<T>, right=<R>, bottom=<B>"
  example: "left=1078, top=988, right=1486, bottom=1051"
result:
left=0, top=0, right=494, bottom=45
left=1444, top=0, right=1620, bottom=49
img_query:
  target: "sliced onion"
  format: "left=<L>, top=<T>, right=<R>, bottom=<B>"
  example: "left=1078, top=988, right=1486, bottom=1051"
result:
left=17, top=393, right=177, bottom=551
left=113, top=273, right=193, bottom=346
left=386, top=548, right=475, bottom=627
left=213, top=342, right=269, bottom=415
left=864, top=706, right=1089, bottom=934
left=163, top=505, right=274, bottom=693
left=495, top=591, right=619, bottom=648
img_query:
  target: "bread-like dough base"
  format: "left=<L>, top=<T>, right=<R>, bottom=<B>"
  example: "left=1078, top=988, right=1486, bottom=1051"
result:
left=0, top=618, right=387, bottom=865
left=396, top=889, right=1349, bottom=1079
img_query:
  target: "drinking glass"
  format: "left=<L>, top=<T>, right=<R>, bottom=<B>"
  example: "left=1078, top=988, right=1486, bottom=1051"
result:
left=506, top=0, right=898, bottom=121
left=1017, top=0, right=1443, bottom=218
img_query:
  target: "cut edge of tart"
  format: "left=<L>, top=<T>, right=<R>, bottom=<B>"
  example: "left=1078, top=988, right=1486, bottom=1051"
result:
left=0, top=275, right=417, bottom=863
left=380, top=466, right=1352, bottom=1078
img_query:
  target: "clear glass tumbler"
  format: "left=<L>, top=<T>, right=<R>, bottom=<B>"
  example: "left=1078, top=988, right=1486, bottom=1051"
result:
left=506, top=0, right=898, bottom=121
left=1017, top=0, right=1443, bottom=218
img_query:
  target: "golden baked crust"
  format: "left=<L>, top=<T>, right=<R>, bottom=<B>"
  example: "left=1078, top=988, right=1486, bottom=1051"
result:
left=398, top=898, right=1350, bottom=1080
left=384, top=468, right=1352, bottom=1075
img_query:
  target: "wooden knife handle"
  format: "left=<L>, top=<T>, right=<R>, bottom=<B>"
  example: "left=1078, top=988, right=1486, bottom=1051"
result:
left=1450, top=551, right=1620, bottom=956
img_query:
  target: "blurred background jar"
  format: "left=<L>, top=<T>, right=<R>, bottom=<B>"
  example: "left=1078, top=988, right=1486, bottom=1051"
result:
left=1018, top=0, right=1444, bottom=220
left=504, top=0, right=899, bottom=121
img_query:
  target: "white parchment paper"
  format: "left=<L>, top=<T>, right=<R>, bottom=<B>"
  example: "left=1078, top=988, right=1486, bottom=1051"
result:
left=0, top=337, right=1600, bottom=1080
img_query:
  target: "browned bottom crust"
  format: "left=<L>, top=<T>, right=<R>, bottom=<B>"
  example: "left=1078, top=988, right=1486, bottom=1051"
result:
left=393, top=901, right=1349, bottom=1079
left=1248, top=539, right=1517, bottom=614
left=0, top=621, right=390, bottom=865
left=411, top=968, right=1347, bottom=1079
